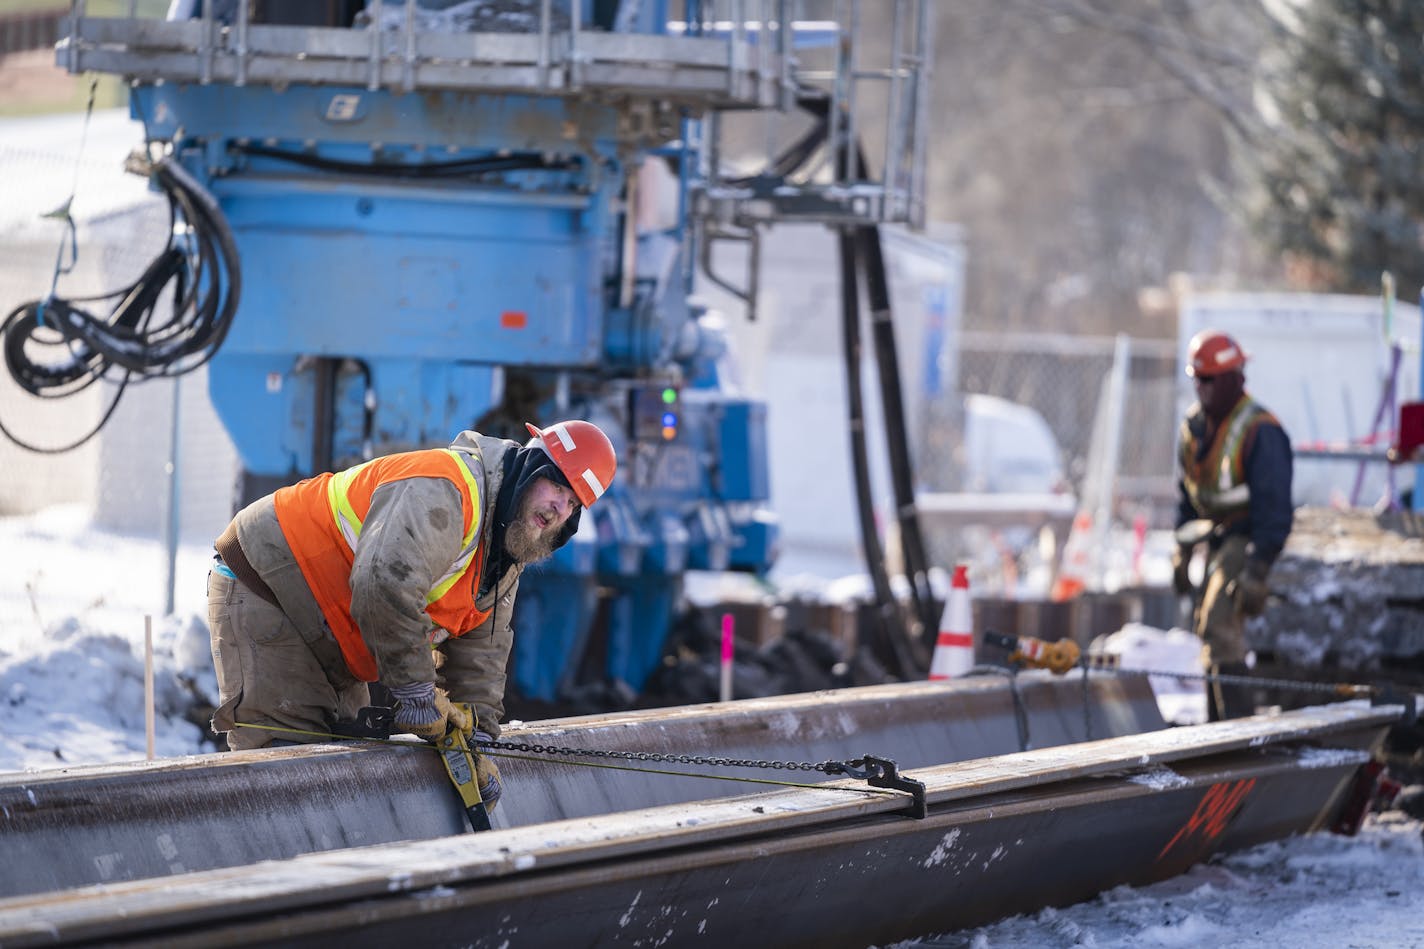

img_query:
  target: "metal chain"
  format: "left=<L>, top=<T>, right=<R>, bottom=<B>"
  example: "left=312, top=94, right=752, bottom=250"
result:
left=476, top=736, right=849, bottom=775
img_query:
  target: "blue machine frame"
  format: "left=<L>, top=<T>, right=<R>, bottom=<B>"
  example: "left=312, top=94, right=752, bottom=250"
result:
left=51, top=0, right=932, bottom=701
left=129, top=76, right=773, bottom=699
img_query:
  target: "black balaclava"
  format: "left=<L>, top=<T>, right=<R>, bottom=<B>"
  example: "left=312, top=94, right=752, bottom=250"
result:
left=478, top=441, right=582, bottom=598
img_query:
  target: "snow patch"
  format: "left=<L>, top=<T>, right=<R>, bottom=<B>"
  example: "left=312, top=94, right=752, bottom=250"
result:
left=413, top=884, right=457, bottom=900
left=922, top=828, right=962, bottom=868
left=1295, top=746, right=1369, bottom=769
left=1129, top=765, right=1192, bottom=790
left=619, top=889, right=642, bottom=927
left=0, top=510, right=217, bottom=772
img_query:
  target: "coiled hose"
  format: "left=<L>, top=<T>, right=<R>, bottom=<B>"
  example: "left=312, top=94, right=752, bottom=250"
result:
left=0, top=155, right=241, bottom=452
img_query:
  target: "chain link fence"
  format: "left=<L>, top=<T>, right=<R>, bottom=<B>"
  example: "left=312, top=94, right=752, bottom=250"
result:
left=955, top=330, right=1180, bottom=523
left=907, top=330, right=1181, bottom=596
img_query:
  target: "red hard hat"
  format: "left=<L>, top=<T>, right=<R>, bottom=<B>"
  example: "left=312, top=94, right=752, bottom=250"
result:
left=1186, top=329, right=1247, bottom=377
left=524, top=420, right=617, bottom=508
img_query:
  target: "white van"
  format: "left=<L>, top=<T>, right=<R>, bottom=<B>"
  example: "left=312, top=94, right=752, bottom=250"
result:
left=960, top=393, right=1068, bottom=494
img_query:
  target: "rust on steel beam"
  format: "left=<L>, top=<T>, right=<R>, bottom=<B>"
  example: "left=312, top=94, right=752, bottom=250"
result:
left=0, top=703, right=1397, bottom=949
left=0, top=673, right=1164, bottom=898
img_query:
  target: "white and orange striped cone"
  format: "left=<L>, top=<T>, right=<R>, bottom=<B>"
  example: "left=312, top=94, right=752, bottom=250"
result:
left=929, top=565, right=975, bottom=680
left=1051, top=510, right=1095, bottom=601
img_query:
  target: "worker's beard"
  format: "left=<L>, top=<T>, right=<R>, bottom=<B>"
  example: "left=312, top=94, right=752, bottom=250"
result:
left=504, top=492, right=563, bottom=565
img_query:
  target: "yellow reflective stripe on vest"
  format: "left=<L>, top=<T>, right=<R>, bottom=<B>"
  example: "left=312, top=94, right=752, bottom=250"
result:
left=1214, top=399, right=1261, bottom=491
left=324, top=448, right=484, bottom=605
left=1183, top=398, right=1267, bottom=519
left=424, top=449, right=483, bottom=604
left=327, top=459, right=373, bottom=549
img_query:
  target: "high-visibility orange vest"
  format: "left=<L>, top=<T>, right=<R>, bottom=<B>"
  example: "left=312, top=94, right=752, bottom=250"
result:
left=1179, top=395, right=1279, bottom=528
left=273, top=447, right=491, bottom=681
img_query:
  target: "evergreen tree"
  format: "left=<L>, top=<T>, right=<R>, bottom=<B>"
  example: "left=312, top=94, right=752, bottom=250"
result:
left=1246, top=0, right=1424, bottom=303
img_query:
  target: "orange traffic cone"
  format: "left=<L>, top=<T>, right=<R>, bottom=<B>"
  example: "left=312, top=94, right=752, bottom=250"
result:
left=929, top=565, right=975, bottom=680
left=1051, top=511, right=1094, bottom=601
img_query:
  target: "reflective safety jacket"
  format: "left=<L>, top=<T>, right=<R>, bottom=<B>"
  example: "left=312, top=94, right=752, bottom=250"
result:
left=1176, top=393, right=1293, bottom=561
left=274, top=446, right=493, bottom=682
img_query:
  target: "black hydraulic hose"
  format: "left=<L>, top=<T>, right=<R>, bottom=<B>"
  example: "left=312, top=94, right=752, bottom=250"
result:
left=838, top=226, right=920, bottom=680
left=705, top=89, right=936, bottom=671
left=724, top=90, right=831, bottom=188
left=0, top=155, right=241, bottom=453
left=856, top=224, right=938, bottom=648
left=235, top=143, right=579, bottom=179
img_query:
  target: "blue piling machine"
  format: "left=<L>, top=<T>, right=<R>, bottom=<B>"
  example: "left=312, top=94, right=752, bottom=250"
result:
left=28, top=0, right=931, bottom=704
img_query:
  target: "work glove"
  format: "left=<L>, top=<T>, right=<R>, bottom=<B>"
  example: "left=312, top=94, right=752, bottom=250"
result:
left=1230, top=558, right=1272, bottom=617
left=388, top=682, right=473, bottom=740
left=473, top=731, right=502, bottom=812
left=1171, top=544, right=1194, bottom=596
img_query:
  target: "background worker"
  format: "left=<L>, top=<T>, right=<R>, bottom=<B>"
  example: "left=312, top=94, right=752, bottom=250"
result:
left=1172, top=330, right=1293, bottom=720
left=206, top=419, right=617, bottom=808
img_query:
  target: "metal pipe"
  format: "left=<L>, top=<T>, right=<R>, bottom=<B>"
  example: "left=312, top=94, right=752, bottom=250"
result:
left=844, top=0, right=860, bottom=184
left=755, top=0, right=767, bottom=103
left=402, top=0, right=416, bottom=92
left=761, top=0, right=775, bottom=169
left=569, top=0, right=581, bottom=89
left=698, top=224, right=758, bottom=321
left=65, top=1, right=83, bottom=79
left=678, top=115, right=697, bottom=295
left=234, top=0, right=248, bottom=87
left=162, top=377, right=181, bottom=616
left=909, top=0, right=932, bottom=229
left=884, top=0, right=906, bottom=211
left=778, top=0, right=790, bottom=112
left=824, top=0, right=845, bottom=186
left=706, top=107, right=721, bottom=194
left=367, top=0, right=383, bottom=91
left=199, top=0, right=213, bottom=85
left=620, top=159, right=639, bottom=309
left=537, top=0, right=551, bottom=89
left=746, top=224, right=760, bottom=319
left=729, top=0, right=746, bottom=99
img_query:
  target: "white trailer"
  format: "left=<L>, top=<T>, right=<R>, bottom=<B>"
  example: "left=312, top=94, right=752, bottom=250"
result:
left=1178, top=292, right=1420, bottom=508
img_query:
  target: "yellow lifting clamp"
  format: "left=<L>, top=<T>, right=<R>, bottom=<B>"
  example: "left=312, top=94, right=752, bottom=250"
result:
left=984, top=630, right=1081, bottom=676
left=435, top=702, right=492, bottom=833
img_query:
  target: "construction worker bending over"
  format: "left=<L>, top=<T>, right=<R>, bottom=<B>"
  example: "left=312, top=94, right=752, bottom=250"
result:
left=1172, top=330, right=1293, bottom=721
left=206, top=420, right=617, bottom=807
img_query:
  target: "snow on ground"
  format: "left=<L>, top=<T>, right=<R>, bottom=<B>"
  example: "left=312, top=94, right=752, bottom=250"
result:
left=0, top=506, right=1420, bottom=947
left=908, top=809, right=1424, bottom=948
left=1095, top=622, right=1209, bottom=725
left=0, top=505, right=217, bottom=770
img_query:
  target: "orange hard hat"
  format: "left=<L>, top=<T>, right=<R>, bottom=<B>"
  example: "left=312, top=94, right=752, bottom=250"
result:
left=524, top=419, right=617, bottom=508
left=1186, top=329, right=1247, bottom=377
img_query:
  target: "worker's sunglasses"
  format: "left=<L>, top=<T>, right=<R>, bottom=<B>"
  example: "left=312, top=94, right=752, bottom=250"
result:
left=1193, top=373, right=1220, bottom=384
